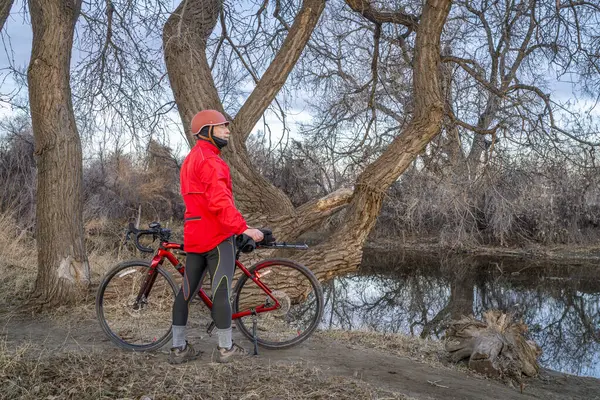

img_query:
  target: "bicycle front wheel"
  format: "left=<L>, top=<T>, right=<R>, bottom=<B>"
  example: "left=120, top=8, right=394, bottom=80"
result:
left=233, top=258, right=324, bottom=349
left=95, top=260, right=178, bottom=351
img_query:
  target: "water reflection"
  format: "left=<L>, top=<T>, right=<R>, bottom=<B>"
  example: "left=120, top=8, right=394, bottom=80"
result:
left=322, top=249, right=600, bottom=378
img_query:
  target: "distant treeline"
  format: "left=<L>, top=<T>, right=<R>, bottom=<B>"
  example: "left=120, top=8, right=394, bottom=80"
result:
left=3, top=129, right=599, bottom=249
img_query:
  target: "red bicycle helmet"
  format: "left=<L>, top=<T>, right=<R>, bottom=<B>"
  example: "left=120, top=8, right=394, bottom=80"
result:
left=190, top=110, right=229, bottom=136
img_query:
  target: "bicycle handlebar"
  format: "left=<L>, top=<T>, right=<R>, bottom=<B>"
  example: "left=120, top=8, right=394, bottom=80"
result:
left=125, top=222, right=171, bottom=253
left=124, top=222, right=309, bottom=254
left=235, top=231, right=309, bottom=253
left=257, top=242, right=309, bottom=250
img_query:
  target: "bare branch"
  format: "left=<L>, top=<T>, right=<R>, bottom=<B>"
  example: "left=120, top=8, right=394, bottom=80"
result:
left=558, top=0, right=600, bottom=12
left=447, top=107, right=500, bottom=136
left=335, top=22, right=381, bottom=156
left=231, top=0, right=326, bottom=143
left=344, top=0, right=419, bottom=30
left=443, top=55, right=504, bottom=97
left=505, top=84, right=600, bottom=146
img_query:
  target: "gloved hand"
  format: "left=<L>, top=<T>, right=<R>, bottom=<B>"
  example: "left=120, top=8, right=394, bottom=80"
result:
left=235, top=235, right=256, bottom=253
left=258, top=228, right=276, bottom=245
left=243, top=227, right=264, bottom=242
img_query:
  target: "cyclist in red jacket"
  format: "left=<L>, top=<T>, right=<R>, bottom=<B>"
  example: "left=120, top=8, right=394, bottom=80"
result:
left=169, top=109, right=264, bottom=364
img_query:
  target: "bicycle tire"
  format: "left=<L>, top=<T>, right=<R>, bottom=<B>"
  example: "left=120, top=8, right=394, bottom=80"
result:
left=95, top=260, right=178, bottom=351
left=233, top=258, right=324, bottom=349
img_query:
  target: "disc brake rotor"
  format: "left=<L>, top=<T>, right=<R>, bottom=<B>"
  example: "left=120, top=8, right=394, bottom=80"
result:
left=267, top=290, right=291, bottom=317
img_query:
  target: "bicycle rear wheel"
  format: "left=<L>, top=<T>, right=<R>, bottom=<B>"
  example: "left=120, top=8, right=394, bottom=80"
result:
left=233, top=258, right=324, bottom=349
left=96, top=260, right=178, bottom=351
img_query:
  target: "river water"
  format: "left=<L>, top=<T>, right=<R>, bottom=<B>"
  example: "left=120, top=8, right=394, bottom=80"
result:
left=321, top=248, right=600, bottom=378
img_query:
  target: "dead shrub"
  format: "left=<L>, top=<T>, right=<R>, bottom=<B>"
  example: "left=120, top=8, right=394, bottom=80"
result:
left=0, top=127, right=36, bottom=229
left=83, top=145, right=183, bottom=226
left=375, top=159, right=600, bottom=248
left=0, top=213, right=36, bottom=307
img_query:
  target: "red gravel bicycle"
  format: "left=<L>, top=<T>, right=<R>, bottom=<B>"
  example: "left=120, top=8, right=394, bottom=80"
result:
left=95, top=222, right=324, bottom=352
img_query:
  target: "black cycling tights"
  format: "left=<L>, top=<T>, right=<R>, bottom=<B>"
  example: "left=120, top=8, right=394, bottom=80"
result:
left=172, top=237, right=236, bottom=329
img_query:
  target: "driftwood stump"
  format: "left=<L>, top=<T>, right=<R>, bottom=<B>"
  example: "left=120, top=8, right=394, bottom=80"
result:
left=445, top=310, right=542, bottom=381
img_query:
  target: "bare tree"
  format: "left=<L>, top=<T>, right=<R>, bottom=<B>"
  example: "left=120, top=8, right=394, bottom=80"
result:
left=441, top=0, right=600, bottom=171
left=163, top=0, right=452, bottom=281
left=27, top=0, right=89, bottom=306
left=163, top=0, right=352, bottom=234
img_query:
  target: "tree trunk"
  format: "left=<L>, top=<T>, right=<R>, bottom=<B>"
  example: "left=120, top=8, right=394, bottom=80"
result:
left=0, top=0, right=13, bottom=32
left=445, top=310, right=542, bottom=381
left=164, top=0, right=451, bottom=282
left=163, top=0, right=224, bottom=144
left=163, top=0, right=338, bottom=230
left=440, top=46, right=464, bottom=169
left=466, top=97, right=498, bottom=172
left=293, top=0, right=452, bottom=282
left=27, top=0, right=89, bottom=306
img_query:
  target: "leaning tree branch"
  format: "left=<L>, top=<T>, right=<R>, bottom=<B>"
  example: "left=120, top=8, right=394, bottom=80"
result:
left=286, top=187, right=354, bottom=230
left=218, top=9, right=289, bottom=138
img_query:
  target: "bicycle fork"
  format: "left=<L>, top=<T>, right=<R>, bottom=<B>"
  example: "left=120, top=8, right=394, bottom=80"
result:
left=134, top=265, right=160, bottom=309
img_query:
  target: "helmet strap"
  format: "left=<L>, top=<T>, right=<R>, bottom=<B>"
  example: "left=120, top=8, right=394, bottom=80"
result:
left=207, top=126, right=217, bottom=147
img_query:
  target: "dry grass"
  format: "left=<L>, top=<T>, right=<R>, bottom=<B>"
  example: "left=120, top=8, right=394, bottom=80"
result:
left=0, top=215, right=448, bottom=399
left=0, top=213, right=36, bottom=308
left=0, top=341, right=410, bottom=400
left=0, top=211, right=179, bottom=313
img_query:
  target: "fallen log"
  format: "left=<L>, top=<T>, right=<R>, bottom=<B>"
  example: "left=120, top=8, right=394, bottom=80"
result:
left=445, top=310, right=542, bottom=381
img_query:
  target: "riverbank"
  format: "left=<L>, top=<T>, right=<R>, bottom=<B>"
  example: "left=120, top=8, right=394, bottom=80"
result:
left=1, top=311, right=599, bottom=400
left=365, top=235, right=600, bottom=263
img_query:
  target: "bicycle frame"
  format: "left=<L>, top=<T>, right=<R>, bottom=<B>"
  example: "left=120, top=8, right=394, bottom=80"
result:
left=136, top=241, right=282, bottom=319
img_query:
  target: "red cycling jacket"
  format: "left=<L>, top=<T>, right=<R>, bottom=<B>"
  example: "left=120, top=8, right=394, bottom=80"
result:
left=180, top=140, right=247, bottom=253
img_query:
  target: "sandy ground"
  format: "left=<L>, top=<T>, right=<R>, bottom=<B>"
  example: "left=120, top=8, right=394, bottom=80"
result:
left=1, top=312, right=599, bottom=400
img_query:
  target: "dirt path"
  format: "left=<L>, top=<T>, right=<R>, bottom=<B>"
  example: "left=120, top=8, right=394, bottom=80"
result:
left=2, top=314, right=599, bottom=400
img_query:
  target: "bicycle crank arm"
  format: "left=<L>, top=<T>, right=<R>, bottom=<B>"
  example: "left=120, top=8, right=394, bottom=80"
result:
left=206, top=321, right=216, bottom=336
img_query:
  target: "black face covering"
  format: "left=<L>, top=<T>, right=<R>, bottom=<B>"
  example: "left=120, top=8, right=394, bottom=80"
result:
left=212, top=136, right=228, bottom=149
left=198, top=126, right=228, bottom=149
